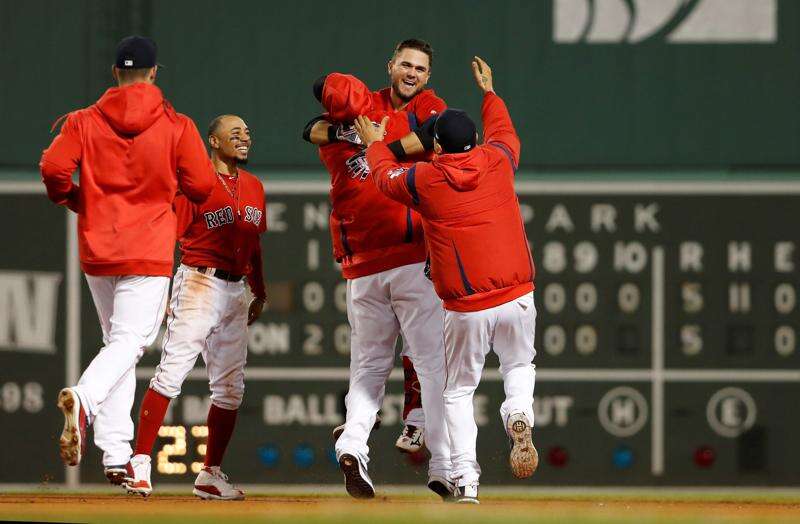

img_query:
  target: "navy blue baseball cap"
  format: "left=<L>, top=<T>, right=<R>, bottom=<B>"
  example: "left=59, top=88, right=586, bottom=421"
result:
left=115, top=36, right=158, bottom=69
left=434, top=108, right=477, bottom=153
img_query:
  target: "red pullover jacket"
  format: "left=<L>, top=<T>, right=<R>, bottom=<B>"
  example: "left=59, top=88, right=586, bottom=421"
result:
left=318, top=73, right=445, bottom=279
left=366, top=92, right=535, bottom=312
left=40, top=83, right=216, bottom=276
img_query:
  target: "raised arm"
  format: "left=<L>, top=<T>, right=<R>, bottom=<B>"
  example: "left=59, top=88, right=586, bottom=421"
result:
left=40, top=113, right=82, bottom=212
left=176, top=118, right=215, bottom=203
left=473, top=56, right=520, bottom=168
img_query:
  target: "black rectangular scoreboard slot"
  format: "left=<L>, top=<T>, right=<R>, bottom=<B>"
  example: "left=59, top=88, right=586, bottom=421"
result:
left=3, top=180, right=800, bottom=487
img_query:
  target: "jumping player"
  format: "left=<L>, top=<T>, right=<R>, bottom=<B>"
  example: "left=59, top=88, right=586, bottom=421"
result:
left=357, top=56, right=538, bottom=504
left=302, top=39, right=452, bottom=499
left=125, top=115, right=266, bottom=499
left=306, top=39, right=440, bottom=454
left=40, top=36, right=215, bottom=483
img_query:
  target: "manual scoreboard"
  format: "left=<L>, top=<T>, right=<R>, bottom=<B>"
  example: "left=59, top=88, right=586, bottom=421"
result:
left=1, top=180, right=798, bottom=486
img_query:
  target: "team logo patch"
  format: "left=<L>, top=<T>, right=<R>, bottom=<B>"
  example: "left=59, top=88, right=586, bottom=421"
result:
left=388, top=167, right=407, bottom=179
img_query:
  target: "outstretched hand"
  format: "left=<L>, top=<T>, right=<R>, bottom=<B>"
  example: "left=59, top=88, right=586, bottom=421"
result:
left=471, top=56, right=494, bottom=93
left=353, top=115, right=388, bottom=147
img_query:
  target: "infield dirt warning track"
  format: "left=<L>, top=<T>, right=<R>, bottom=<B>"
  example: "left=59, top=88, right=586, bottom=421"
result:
left=2, top=493, right=799, bottom=523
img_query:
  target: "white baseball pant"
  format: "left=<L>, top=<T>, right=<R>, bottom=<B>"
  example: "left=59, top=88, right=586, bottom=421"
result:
left=443, top=291, right=537, bottom=485
left=335, top=262, right=451, bottom=479
left=73, top=275, right=169, bottom=466
left=150, top=265, right=249, bottom=410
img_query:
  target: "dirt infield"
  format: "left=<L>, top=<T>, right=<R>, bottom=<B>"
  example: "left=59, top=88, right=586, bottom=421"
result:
left=1, top=494, right=799, bottom=524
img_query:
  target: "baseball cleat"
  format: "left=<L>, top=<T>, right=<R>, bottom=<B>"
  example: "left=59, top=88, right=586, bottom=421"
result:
left=57, top=388, right=86, bottom=467
left=125, top=454, right=152, bottom=497
left=507, top=413, right=538, bottom=479
left=395, top=425, right=424, bottom=453
left=427, top=475, right=456, bottom=502
left=332, top=416, right=382, bottom=442
left=193, top=466, right=245, bottom=500
left=454, top=481, right=480, bottom=504
left=338, top=453, right=375, bottom=499
left=104, top=462, right=134, bottom=486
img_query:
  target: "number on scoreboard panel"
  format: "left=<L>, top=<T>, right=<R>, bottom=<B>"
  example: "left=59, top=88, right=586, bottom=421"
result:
left=156, top=425, right=208, bottom=475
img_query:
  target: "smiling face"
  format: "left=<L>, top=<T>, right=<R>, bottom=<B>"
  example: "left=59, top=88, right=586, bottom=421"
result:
left=209, top=115, right=251, bottom=165
left=387, top=47, right=431, bottom=104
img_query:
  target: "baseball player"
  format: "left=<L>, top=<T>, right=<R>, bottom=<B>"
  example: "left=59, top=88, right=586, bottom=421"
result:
left=40, top=36, right=215, bottom=484
left=301, top=39, right=452, bottom=499
left=125, top=115, right=266, bottom=499
left=356, top=56, right=538, bottom=504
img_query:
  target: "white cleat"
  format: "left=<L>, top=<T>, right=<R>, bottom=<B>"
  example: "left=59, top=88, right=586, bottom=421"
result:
left=427, top=474, right=456, bottom=502
left=507, top=413, right=538, bottom=479
left=395, top=425, right=424, bottom=453
left=193, top=466, right=245, bottom=500
left=338, top=453, right=375, bottom=499
left=57, top=388, right=86, bottom=467
left=125, top=454, right=153, bottom=497
left=454, top=481, right=480, bottom=504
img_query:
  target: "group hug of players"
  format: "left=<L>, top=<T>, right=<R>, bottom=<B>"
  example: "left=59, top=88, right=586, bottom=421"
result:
left=40, top=35, right=538, bottom=505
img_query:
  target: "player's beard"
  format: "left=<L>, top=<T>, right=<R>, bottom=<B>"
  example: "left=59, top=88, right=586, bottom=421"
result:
left=392, top=79, right=423, bottom=103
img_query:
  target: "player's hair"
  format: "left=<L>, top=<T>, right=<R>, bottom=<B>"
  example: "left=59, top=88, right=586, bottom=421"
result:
left=392, top=39, right=434, bottom=68
left=208, top=114, right=236, bottom=137
left=114, top=67, right=153, bottom=83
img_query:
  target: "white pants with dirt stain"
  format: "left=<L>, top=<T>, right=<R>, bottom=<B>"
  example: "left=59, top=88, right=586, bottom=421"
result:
left=443, top=291, right=537, bottom=485
left=335, top=262, right=451, bottom=479
left=149, top=265, right=249, bottom=410
left=73, top=274, right=170, bottom=466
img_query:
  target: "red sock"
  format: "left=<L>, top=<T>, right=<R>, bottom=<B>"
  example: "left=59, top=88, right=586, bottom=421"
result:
left=204, top=404, right=238, bottom=467
left=134, top=388, right=171, bottom=456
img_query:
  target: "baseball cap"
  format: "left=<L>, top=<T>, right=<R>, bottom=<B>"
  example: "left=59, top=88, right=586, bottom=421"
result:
left=115, top=36, right=158, bottom=69
left=434, top=108, right=477, bottom=153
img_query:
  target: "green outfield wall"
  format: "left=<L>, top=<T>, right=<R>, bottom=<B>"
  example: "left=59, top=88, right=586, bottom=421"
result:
left=3, top=0, right=799, bottom=170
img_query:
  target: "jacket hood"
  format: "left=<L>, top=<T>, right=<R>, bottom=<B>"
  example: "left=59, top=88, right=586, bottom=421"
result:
left=96, top=83, right=165, bottom=135
left=432, top=148, right=489, bottom=192
left=322, top=73, right=373, bottom=122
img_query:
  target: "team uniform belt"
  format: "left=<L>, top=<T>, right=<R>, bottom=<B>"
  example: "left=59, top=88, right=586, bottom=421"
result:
left=193, top=266, right=244, bottom=282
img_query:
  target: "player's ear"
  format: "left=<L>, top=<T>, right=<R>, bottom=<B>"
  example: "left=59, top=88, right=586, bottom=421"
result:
left=111, top=65, right=118, bottom=84
left=387, top=59, right=393, bottom=76
left=148, top=66, right=157, bottom=83
left=208, top=135, right=219, bottom=149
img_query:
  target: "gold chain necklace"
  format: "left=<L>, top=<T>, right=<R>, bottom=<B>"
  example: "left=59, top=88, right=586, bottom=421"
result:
left=217, top=173, right=241, bottom=218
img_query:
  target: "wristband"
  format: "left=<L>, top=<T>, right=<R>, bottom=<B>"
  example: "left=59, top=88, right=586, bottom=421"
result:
left=327, top=124, right=339, bottom=143
left=387, top=140, right=407, bottom=159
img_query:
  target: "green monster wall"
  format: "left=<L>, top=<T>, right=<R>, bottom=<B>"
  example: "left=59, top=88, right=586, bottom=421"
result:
left=3, top=0, right=799, bottom=170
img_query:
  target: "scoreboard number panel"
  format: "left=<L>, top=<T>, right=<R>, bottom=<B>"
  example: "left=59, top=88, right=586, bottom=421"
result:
left=60, top=180, right=800, bottom=485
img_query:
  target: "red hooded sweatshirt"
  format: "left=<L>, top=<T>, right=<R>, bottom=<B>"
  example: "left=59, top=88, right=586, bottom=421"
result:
left=366, top=92, right=535, bottom=312
left=318, top=73, right=445, bottom=279
left=40, top=83, right=216, bottom=276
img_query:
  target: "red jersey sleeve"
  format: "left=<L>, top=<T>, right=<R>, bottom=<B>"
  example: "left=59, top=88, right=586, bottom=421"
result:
left=175, top=117, right=215, bottom=203
left=412, top=89, right=447, bottom=124
left=366, top=141, right=417, bottom=208
left=482, top=92, right=520, bottom=170
left=322, top=73, right=373, bottom=122
left=40, top=113, right=82, bottom=212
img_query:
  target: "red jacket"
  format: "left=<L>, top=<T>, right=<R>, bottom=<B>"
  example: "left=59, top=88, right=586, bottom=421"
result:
left=367, top=92, right=535, bottom=312
left=40, top=83, right=215, bottom=276
left=318, top=73, right=446, bottom=279
left=175, top=169, right=267, bottom=300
